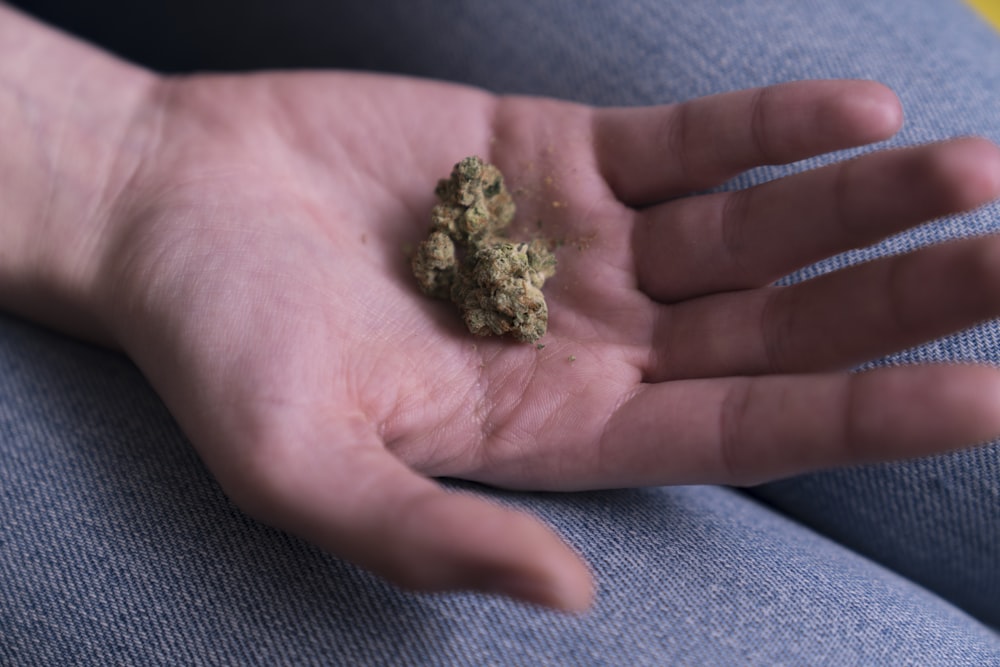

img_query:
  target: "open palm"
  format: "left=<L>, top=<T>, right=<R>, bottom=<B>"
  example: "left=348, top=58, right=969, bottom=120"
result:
left=97, top=72, right=1000, bottom=610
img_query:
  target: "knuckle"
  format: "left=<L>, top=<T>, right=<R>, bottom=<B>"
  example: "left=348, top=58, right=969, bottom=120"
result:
left=749, top=87, right=774, bottom=163
left=664, top=101, right=694, bottom=184
left=718, top=377, right=757, bottom=484
left=719, top=189, right=755, bottom=282
left=760, top=288, right=795, bottom=374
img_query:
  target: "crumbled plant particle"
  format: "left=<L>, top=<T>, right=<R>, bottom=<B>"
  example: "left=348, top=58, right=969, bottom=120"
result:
left=411, top=156, right=557, bottom=343
left=411, top=230, right=456, bottom=299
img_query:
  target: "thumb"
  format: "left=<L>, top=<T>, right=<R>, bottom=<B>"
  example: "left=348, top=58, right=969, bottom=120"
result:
left=227, top=416, right=594, bottom=612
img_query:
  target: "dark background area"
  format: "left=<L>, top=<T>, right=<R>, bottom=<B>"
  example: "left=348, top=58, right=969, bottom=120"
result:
left=9, top=1, right=377, bottom=71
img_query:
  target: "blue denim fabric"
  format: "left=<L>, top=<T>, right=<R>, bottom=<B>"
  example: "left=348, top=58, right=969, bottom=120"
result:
left=3, top=0, right=1000, bottom=665
left=2, top=314, right=998, bottom=665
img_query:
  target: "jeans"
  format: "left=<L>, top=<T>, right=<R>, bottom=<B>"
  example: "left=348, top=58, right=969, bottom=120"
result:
left=3, top=0, right=1000, bottom=664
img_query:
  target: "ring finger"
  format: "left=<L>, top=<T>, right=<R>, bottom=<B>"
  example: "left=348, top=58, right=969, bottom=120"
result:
left=646, top=232, right=1000, bottom=381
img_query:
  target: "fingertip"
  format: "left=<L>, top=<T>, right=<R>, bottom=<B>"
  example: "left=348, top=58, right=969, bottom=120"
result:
left=908, top=363, right=1000, bottom=455
left=556, top=555, right=597, bottom=613
left=524, top=545, right=595, bottom=614
left=855, top=364, right=1000, bottom=459
left=487, top=553, right=595, bottom=613
left=837, top=80, right=903, bottom=143
left=941, top=363, right=1000, bottom=444
left=471, top=507, right=596, bottom=613
left=387, top=488, right=596, bottom=612
left=936, top=137, right=1000, bottom=211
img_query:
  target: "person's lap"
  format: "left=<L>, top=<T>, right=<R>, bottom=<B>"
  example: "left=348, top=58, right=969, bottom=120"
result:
left=3, top=0, right=1000, bottom=663
left=2, top=315, right=998, bottom=665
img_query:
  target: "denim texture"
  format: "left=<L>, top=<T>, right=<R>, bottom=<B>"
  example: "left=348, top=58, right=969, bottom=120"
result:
left=4, top=0, right=1000, bottom=664
left=2, top=316, right=998, bottom=666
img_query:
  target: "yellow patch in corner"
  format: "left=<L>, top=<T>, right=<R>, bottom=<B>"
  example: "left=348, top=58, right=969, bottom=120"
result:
left=967, top=0, right=1000, bottom=30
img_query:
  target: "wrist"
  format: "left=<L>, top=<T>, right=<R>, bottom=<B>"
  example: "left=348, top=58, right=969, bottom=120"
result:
left=0, top=4, right=159, bottom=344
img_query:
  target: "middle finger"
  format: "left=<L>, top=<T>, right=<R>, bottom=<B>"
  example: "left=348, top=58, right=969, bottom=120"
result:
left=635, top=138, right=1000, bottom=303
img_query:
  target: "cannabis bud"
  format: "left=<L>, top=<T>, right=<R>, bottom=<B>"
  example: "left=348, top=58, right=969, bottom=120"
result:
left=411, top=156, right=556, bottom=343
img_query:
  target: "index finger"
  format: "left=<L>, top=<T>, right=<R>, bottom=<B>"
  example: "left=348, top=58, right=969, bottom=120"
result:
left=593, top=79, right=903, bottom=206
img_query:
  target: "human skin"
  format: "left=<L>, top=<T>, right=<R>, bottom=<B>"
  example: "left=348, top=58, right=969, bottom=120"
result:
left=4, top=4, right=1000, bottom=612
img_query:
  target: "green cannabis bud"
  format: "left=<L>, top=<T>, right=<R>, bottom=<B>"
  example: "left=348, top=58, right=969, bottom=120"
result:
left=412, top=156, right=556, bottom=343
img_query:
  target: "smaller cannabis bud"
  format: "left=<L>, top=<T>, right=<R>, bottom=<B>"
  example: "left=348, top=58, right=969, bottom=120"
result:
left=412, top=156, right=557, bottom=343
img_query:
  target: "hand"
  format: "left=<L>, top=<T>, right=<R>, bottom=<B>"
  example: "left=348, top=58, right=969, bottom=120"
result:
left=76, top=74, right=1000, bottom=610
